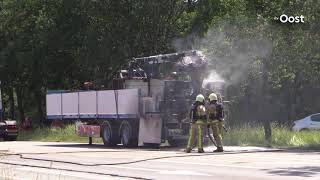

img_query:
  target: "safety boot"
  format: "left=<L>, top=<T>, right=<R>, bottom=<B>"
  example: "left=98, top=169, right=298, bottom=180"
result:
left=185, top=148, right=192, bottom=153
left=198, top=148, right=204, bottom=153
left=213, top=147, right=223, bottom=152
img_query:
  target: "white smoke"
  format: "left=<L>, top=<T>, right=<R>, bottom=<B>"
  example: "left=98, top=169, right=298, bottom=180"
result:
left=202, top=71, right=225, bottom=88
left=173, top=21, right=273, bottom=87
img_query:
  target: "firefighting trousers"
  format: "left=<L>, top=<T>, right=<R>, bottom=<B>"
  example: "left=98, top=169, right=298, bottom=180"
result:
left=187, top=120, right=205, bottom=150
left=209, top=120, right=223, bottom=148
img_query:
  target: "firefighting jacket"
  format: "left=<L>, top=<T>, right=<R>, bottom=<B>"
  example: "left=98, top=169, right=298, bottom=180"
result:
left=207, top=102, right=224, bottom=121
left=190, top=102, right=206, bottom=122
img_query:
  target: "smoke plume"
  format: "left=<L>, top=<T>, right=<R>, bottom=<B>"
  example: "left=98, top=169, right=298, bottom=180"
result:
left=173, top=21, right=273, bottom=87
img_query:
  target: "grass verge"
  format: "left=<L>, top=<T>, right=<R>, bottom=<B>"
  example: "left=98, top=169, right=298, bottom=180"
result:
left=18, top=124, right=103, bottom=144
left=224, top=125, right=320, bottom=149
left=18, top=124, right=320, bottom=149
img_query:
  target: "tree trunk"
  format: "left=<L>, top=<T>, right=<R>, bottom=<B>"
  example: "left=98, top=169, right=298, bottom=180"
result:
left=15, top=87, right=25, bottom=123
left=34, top=89, right=44, bottom=124
left=9, top=87, right=15, bottom=119
left=0, top=86, right=3, bottom=121
left=261, top=61, right=272, bottom=144
left=263, top=118, right=272, bottom=145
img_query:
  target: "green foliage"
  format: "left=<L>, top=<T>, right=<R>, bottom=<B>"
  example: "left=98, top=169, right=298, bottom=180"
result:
left=0, top=0, right=189, bottom=123
left=18, top=124, right=103, bottom=143
left=18, top=124, right=320, bottom=149
left=224, top=125, right=320, bottom=149
left=191, top=0, right=320, bottom=126
left=0, top=0, right=319, bottom=130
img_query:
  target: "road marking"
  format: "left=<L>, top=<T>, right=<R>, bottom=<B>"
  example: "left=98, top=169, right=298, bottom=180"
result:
left=153, top=159, right=320, bottom=174
left=159, top=170, right=210, bottom=176
left=179, top=152, right=320, bottom=163
left=155, top=160, right=260, bottom=169
left=17, top=167, right=120, bottom=180
left=238, top=156, right=320, bottom=163
left=0, top=176, right=26, bottom=180
left=175, top=156, right=320, bottom=165
left=105, top=165, right=211, bottom=177
left=232, top=154, right=320, bottom=162
left=108, top=165, right=159, bottom=172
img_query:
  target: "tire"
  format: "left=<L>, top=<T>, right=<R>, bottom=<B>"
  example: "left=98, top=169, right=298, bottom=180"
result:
left=143, top=143, right=160, bottom=149
left=168, top=137, right=186, bottom=147
left=101, top=121, right=119, bottom=146
left=4, top=136, right=17, bottom=141
left=120, top=120, right=138, bottom=147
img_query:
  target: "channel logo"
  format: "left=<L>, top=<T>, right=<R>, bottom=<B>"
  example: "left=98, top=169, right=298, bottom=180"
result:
left=274, top=14, right=305, bottom=23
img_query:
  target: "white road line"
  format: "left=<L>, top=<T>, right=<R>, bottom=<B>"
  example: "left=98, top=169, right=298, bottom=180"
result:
left=155, top=160, right=260, bottom=169
left=177, top=157, right=320, bottom=165
left=158, top=170, right=210, bottom=176
left=107, top=165, right=159, bottom=172
left=0, top=176, right=27, bottom=180
left=105, top=165, right=211, bottom=176
left=153, top=159, right=320, bottom=174
left=180, top=153, right=320, bottom=163
left=223, top=153, right=320, bottom=162
left=17, top=167, right=120, bottom=180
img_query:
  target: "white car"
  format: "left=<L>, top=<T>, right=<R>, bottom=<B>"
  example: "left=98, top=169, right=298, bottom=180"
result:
left=292, top=113, right=320, bottom=131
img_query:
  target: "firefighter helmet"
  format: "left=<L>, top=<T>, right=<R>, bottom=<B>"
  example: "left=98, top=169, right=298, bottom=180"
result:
left=209, top=93, right=218, bottom=101
left=196, top=94, right=205, bottom=102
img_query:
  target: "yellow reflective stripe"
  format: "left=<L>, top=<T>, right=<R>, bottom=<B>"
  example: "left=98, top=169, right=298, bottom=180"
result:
left=187, top=126, right=194, bottom=149
left=208, top=119, right=219, bottom=124
left=195, top=119, right=206, bottom=125
left=198, top=125, right=203, bottom=149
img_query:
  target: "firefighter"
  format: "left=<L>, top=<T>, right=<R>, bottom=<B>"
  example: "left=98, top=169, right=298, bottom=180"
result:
left=207, top=93, right=224, bottom=152
left=185, top=94, right=207, bottom=153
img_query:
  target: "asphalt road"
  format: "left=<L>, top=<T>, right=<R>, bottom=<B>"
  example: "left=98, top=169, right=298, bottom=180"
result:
left=0, top=141, right=319, bottom=180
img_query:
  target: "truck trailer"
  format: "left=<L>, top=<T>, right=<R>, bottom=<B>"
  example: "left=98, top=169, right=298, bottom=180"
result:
left=46, top=50, right=208, bottom=147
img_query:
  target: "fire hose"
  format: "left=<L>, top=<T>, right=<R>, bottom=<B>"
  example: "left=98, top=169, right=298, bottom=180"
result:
left=190, top=122, right=229, bottom=149
left=207, top=125, right=217, bottom=147
left=207, top=123, right=228, bottom=147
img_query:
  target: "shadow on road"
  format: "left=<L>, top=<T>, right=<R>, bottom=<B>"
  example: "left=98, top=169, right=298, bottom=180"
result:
left=262, top=166, right=320, bottom=177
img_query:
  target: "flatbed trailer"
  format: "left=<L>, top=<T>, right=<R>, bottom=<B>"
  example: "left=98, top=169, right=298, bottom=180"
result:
left=46, top=50, right=207, bottom=147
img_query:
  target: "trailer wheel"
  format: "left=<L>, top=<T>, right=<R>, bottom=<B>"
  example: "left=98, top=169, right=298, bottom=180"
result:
left=143, top=143, right=160, bottom=149
left=168, top=137, right=186, bottom=147
left=3, top=136, right=17, bottom=141
left=101, top=121, right=119, bottom=146
left=120, top=120, right=138, bottom=147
